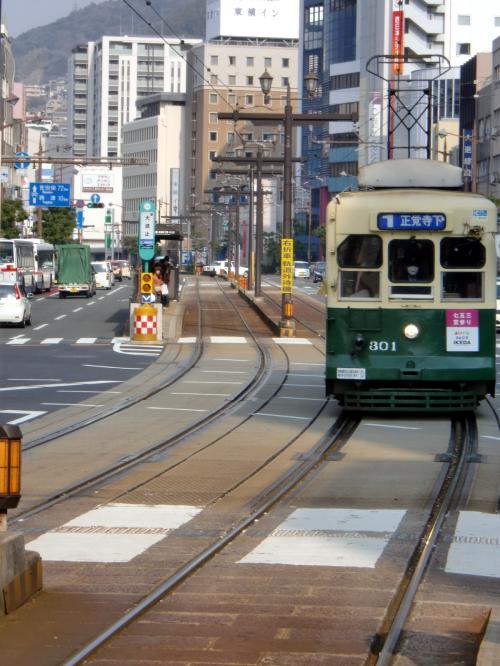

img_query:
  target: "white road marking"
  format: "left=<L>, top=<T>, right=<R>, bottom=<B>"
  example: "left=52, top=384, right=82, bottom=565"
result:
left=33, top=324, right=48, bottom=331
left=239, top=508, right=406, bottom=568
left=28, top=503, right=202, bottom=563
left=72, top=307, right=83, bottom=312
left=177, top=337, right=197, bottom=343
left=291, top=362, right=323, bottom=366
left=183, top=380, right=243, bottom=385
left=54, top=315, right=67, bottom=321
left=58, top=390, right=122, bottom=394
left=0, top=380, right=121, bottom=392
left=147, top=406, right=209, bottom=413
left=210, top=336, right=247, bottom=344
left=171, top=392, right=230, bottom=397
left=200, top=370, right=246, bottom=374
left=82, top=364, right=142, bottom=370
left=363, top=423, right=423, bottom=431
left=481, top=435, right=500, bottom=441
left=273, top=338, right=312, bottom=345
left=98, top=296, right=105, bottom=300
left=7, top=378, right=61, bottom=381
left=0, top=410, right=47, bottom=425
left=6, top=338, right=30, bottom=345
left=253, top=412, right=310, bottom=420
left=76, top=338, right=97, bottom=344
left=445, top=511, right=500, bottom=578
left=41, top=402, right=103, bottom=407
left=87, top=301, right=95, bottom=306
left=41, top=338, right=63, bottom=345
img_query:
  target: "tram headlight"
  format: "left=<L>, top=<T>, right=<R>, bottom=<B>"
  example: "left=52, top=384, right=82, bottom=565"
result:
left=404, top=323, right=420, bottom=340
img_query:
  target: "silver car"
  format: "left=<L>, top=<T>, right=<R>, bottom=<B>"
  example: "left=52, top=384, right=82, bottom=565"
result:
left=0, top=282, right=32, bottom=327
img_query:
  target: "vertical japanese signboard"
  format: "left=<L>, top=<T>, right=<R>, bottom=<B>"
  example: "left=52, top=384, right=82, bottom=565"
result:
left=392, top=1, right=404, bottom=75
left=281, top=239, right=293, bottom=294
left=139, top=200, right=156, bottom=261
left=462, top=129, right=473, bottom=184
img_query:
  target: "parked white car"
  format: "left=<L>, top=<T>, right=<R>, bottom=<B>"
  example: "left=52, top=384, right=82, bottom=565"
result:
left=0, top=281, right=32, bottom=327
left=91, top=261, right=113, bottom=289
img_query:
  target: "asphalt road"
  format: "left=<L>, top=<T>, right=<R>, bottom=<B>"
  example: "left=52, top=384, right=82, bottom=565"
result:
left=0, top=283, right=163, bottom=426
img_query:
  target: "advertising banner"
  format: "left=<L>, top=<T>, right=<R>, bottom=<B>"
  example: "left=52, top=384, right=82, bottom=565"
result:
left=392, top=7, right=404, bottom=75
left=82, top=172, right=114, bottom=193
left=206, top=0, right=299, bottom=40
left=281, top=238, right=293, bottom=295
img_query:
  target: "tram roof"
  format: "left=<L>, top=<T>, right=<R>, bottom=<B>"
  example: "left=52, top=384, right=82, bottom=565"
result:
left=359, top=159, right=464, bottom=189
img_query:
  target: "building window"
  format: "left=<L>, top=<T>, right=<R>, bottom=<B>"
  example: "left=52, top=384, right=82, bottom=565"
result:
left=456, top=43, right=471, bottom=55
left=209, top=112, right=218, bottom=123
left=246, top=57, right=254, bottom=66
left=209, top=150, right=217, bottom=161
left=282, top=77, right=289, bottom=87
left=245, top=95, right=254, bottom=105
left=208, top=170, right=217, bottom=180
left=457, top=15, right=470, bottom=25
left=229, top=75, right=236, bottom=85
left=229, top=94, right=237, bottom=105
left=210, top=55, right=219, bottom=65
left=209, top=131, right=217, bottom=141
left=227, top=132, right=235, bottom=144
left=229, top=55, right=236, bottom=66
left=282, top=58, right=290, bottom=68
left=495, top=17, right=500, bottom=27
left=246, top=76, right=254, bottom=85
left=209, top=93, right=218, bottom=103
left=264, top=57, right=272, bottom=67
left=210, top=74, right=218, bottom=84
left=330, top=72, right=360, bottom=90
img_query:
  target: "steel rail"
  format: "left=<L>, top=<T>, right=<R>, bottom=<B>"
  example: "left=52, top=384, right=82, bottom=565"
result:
left=372, top=415, right=476, bottom=665
left=62, top=413, right=360, bottom=666
left=13, top=279, right=274, bottom=523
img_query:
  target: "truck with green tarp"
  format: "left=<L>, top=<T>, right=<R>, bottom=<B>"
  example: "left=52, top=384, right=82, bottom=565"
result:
left=55, top=244, right=96, bottom=298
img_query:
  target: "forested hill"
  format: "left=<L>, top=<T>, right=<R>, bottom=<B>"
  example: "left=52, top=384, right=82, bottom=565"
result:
left=12, top=0, right=205, bottom=84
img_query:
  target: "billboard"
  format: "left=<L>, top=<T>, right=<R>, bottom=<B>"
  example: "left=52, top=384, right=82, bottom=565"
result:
left=206, top=0, right=299, bottom=41
left=82, top=171, right=114, bottom=193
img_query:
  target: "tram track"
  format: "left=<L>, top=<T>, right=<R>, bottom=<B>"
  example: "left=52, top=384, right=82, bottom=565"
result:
left=368, top=414, right=479, bottom=665
left=62, top=412, right=358, bottom=666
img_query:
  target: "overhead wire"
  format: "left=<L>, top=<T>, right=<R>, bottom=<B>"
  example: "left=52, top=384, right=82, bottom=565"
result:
left=120, top=0, right=238, bottom=111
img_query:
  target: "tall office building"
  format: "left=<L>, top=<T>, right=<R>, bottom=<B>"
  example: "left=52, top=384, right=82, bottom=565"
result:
left=67, top=35, right=200, bottom=256
left=300, top=0, right=500, bottom=225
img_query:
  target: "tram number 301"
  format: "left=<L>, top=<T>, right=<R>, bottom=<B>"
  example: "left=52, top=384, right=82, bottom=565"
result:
left=369, top=340, right=397, bottom=352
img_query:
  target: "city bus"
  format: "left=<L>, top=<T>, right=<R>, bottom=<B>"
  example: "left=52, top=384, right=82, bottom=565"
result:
left=0, top=238, right=55, bottom=293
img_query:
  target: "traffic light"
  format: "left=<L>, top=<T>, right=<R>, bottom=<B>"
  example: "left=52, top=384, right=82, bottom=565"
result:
left=87, top=202, right=105, bottom=208
left=140, top=272, right=153, bottom=294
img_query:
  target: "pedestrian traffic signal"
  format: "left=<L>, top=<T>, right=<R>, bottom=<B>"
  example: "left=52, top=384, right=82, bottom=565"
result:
left=140, top=272, right=153, bottom=294
left=87, top=202, right=105, bottom=208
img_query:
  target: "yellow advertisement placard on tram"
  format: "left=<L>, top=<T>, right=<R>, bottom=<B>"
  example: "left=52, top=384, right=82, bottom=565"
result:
left=281, top=239, right=293, bottom=294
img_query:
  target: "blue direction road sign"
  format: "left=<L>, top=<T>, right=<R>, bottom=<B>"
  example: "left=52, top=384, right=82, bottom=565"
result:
left=90, top=193, right=101, bottom=204
left=14, top=151, right=30, bottom=169
left=76, top=210, right=84, bottom=229
left=29, top=182, right=71, bottom=207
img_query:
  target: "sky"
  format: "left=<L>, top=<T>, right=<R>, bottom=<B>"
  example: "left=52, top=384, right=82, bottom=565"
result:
left=3, top=0, right=108, bottom=38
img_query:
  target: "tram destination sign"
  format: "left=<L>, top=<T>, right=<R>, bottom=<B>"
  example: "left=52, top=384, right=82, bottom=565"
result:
left=377, top=213, right=446, bottom=231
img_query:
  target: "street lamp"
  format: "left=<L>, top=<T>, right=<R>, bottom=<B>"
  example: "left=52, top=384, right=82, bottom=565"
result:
left=258, top=69, right=319, bottom=336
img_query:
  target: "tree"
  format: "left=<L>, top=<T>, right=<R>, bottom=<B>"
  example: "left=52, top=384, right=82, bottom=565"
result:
left=313, top=225, right=326, bottom=256
left=41, top=207, right=75, bottom=244
left=263, top=231, right=281, bottom=272
left=1, top=199, right=27, bottom=238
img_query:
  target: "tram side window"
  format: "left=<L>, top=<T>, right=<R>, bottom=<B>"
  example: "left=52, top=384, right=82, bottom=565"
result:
left=440, top=237, right=485, bottom=268
left=389, top=239, right=434, bottom=282
left=337, top=235, right=382, bottom=299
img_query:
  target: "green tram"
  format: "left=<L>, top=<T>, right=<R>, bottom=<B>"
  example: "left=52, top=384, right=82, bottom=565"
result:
left=325, top=159, right=498, bottom=411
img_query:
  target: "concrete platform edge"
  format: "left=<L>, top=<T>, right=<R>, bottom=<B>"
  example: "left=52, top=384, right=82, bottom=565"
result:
left=237, top=287, right=280, bottom=335
left=0, top=532, right=42, bottom=615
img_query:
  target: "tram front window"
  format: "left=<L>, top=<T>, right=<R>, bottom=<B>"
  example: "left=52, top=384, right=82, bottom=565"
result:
left=337, top=235, right=382, bottom=299
left=389, top=239, right=434, bottom=282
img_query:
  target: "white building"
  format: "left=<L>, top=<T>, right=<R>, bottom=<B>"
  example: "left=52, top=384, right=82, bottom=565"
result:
left=67, top=35, right=201, bottom=256
left=122, top=92, right=186, bottom=260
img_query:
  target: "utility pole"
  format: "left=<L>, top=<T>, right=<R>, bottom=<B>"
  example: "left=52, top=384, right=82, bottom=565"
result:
left=36, top=133, right=43, bottom=238
left=219, top=102, right=355, bottom=335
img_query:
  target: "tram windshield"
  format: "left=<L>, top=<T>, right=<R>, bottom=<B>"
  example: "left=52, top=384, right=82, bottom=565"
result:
left=389, top=239, right=434, bottom=282
left=337, top=235, right=382, bottom=299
